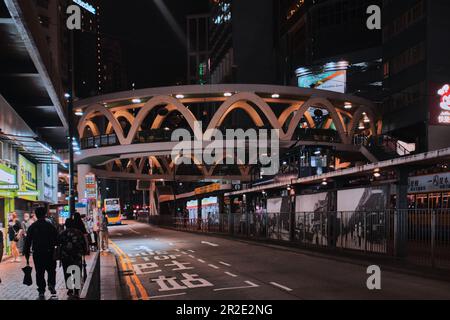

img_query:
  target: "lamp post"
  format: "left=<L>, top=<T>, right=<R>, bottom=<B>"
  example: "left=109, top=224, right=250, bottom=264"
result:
left=67, top=28, right=76, bottom=216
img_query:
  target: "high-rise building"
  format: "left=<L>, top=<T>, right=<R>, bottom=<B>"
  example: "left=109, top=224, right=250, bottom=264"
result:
left=100, top=36, right=128, bottom=94
left=187, top=14, right=210, bottom=85
left=208, top=0, right=276, bottom=84
left=382, top=0, right=450, bottom=152
left=276, top=0, right=383, bottom=102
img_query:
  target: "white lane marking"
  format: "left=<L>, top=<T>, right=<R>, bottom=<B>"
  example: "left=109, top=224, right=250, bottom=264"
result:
left=208, top=264, right=219, bottom=269
left=181, top=251, right=188, bottom=255
left=188, top=250, right=195, bottom=253
left=214, top=281, right=259, bottom=292
left=169, top=243, right=174, bottom=246
left=270, top=282, right=293, bottom=292
left=117, top=233, right=123, bottom=236
left=174, top=249, right=180, bottom=252
left=201, top=241, right=219, bottom=247
left=225, top=272, right=238, bottom=278
left=219, top=261, right=231, bottom=267
left=245, top=281, right=259, bottom=287
left=197, top=259, right=205, bottom=263
left=149, top=292, right=187, bottom=299
left=188, top=255, right=195, bottom=258
left=127, top=227, right=140, bottom=235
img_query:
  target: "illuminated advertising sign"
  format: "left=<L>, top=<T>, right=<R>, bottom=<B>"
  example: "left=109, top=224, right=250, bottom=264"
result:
left=296, top=61, right=349, bottom=93
left=408, top=172, right=450, bottom=193
left=0, top=163, right=16, bottom=185
left=85, top=174, right=97, bottom=200
left=437, top=84, right=450, bottom=124
left=73, top=0, right=96, bottom=14
left=38, top=163, right=58, bottom=204
left=18, top=154, right=37, bottom=201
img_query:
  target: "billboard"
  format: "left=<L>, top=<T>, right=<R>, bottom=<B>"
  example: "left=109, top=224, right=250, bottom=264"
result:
left=295, top=192, right=330, bottom=246
left=337, top=186, right=388, bottom=252
left=38, top=163, right=58, bottom=204
left=408, top=172, right=450, bottom=194
left=298, top=70, right=347, bottom=93
left=296, top=62, right=349, bottom=93
left=18, top=154, right=37, bottom=201
left=186, top=200, right=198, bottom=220
left=431, top=83, right=450, bottom=125
left=0, top=163, right=17, bottom=187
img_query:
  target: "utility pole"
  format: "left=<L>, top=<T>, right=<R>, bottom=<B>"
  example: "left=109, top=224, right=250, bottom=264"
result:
left=67, top=28, right=76, bottom=216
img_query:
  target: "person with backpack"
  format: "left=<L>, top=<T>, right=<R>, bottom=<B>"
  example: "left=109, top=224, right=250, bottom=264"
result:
left=23, top=207, right=58, bottom=300
left=58, top=217, right=88, bottom=299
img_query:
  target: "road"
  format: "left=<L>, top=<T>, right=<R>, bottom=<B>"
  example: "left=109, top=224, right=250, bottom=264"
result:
left=109, top=221, right=450, bottom=300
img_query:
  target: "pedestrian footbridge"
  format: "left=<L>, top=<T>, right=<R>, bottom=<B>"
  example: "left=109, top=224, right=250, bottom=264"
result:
left=74, top=84, right=382, bottom=182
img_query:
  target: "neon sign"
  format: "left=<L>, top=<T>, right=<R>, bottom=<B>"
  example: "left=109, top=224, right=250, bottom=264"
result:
left=437, top=84, right=450, bottom=124
left=73, top=0, right=96, bottom=15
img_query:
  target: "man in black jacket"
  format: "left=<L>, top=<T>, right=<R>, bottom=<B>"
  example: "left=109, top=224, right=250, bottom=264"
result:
left=23, top=207, right=58, bottom=300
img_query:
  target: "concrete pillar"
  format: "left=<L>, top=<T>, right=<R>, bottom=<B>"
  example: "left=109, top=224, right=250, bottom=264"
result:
left=77, top=164, right=92, bottom=202
left=395, top=167, right=409, bottom=257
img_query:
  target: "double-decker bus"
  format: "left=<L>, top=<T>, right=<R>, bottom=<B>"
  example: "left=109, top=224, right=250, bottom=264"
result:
left=104, top=198, right=122, bottom=225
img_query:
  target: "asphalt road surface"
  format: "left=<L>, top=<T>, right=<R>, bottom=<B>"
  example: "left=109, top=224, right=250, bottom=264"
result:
left=109, top=221, right=450, bottom=300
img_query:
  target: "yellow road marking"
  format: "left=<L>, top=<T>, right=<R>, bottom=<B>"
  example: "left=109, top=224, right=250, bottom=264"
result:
left=110, top=240, right=150, bottom=300
left=110, top=242, right=138, bottom=300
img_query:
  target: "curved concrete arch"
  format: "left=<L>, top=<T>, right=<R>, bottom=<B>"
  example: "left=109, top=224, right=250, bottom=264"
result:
left=347, top=105, right=377, bottom=141
left=106, top=110, right=137, bottom=134
left=126, top=95, right=199, bottom=144
left=212, top=101, right=266, bottom=128
left=78, top=103, right=126, bottom=143
left=284, top=97, right=348, bottom=142
left=278, top=103, right=317, bottom=129
left=150, top=104, right=187, bottom=130
left=205, top=92, right=281, bottom=139
left=83, top=120, right=100, bottom=137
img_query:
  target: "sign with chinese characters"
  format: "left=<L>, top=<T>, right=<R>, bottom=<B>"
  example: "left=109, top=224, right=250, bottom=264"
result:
left=408, top=172, right=450, bottom=194
left=85, top=174, right=97, bottom=200
left=18, top=154, right=37, bottom=201
left=195, top=183, right=221, bottom=195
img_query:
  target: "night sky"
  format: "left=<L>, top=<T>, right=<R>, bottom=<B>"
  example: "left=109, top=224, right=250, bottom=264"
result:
left=102, top=0, right=210, bottom=89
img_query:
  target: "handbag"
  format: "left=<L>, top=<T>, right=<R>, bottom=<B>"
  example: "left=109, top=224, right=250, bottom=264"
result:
left=22, top=265, right=33, bottom=286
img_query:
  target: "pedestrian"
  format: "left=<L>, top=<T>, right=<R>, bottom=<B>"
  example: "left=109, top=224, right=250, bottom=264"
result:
left=8, top=212, right=22, bottom=262
left=100, top=211, right=109, bottom=251
left=23, top=207, right=58, bottom=300
left=58, top=218, right=88, bottom=299
left=0, top=228, right=3, bottom=284
left=20, top=213, right=33, bottom=254
left=85, top=215, right=97, bottom=252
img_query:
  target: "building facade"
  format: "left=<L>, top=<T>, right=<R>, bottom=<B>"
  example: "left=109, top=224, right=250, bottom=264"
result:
left=382, top=0, right=450, bottom=152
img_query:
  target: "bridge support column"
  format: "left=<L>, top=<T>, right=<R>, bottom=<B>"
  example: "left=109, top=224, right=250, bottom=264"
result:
left=394, top=167, right=409, bottom=258
left=77, top=164, right=92, bottom=201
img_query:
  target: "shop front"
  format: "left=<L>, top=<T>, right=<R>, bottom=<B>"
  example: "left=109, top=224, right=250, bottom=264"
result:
left=407, top=172, right=450, bottom=210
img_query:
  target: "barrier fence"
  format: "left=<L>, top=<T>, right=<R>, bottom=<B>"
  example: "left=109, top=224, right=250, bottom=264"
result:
left=149, top=209, right=450, bottom=270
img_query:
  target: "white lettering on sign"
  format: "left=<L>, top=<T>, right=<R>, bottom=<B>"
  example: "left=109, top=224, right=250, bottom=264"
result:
left=408, top=172, right=450, bottom=193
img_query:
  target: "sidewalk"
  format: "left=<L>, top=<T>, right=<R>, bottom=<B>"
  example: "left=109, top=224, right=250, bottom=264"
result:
left=0, top=254, right=95, bottom=301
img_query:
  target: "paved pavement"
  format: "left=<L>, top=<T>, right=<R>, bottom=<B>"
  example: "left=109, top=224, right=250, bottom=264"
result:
left=0, top=254, right=95, bottom=300
left=109, top=220, right=450, bottom=300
